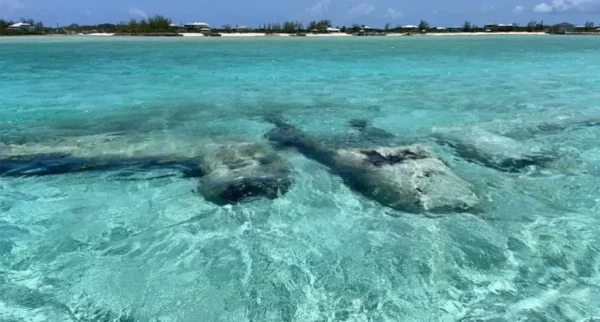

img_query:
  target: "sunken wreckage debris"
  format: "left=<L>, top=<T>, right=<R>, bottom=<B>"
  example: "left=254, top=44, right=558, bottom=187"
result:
left=431, top=128, right=556, bottom=172
left=430, top=114, right=600, bottom=172
left=264, top=117, right=480, bottom=214
left=0, top=141, right=292, bottom=205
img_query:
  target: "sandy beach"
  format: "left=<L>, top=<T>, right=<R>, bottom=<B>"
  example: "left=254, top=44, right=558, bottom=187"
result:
left=306, top=33, right=352, bottom=37
left=85, top=33, right=115, bottom=36
left=88, top=31, right=549, bottom=38
left=181, top=33, right=352, bottom=37
left=422, top=32, right=548, bottom=36
left=180, top=33, right=205, bottom=37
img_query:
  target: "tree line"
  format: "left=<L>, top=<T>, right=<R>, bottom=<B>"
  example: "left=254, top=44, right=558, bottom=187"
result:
left=2, top=15, right=599, bottom=35
left=117, top=15, right=172, bottom=33
left=246, top=20, right=332, bottom=33
left=62, top=15, right=174, bottom=34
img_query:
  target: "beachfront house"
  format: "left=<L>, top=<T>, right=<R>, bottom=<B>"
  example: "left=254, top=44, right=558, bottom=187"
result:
left=555, top=22, right=575, bottom=33
left=484, top=23, right=497, bottom=32
left=485, top=23, right=516, bottom=32
left=234, top=26, right=250, bottom=32
left=326, top=27, right=340, bottom=33
left=8, top=22, right=34, bottom=31
left=184, top=22, right=211, bottom=32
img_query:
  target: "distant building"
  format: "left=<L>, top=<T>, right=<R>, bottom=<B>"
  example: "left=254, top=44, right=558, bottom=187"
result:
left=184, top=22, right=210, bottom=31
left=326, top=27, right=340, bottom=33
left=8, top=22, right=34, bottom=30
left=234, top=26, right=250, bottom=32
left=555, top=22, right=575, bottom=33
left=485, top=23, right=516, bottom=31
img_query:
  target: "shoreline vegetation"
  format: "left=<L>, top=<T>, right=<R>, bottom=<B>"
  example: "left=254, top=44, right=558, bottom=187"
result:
left=1, top=16, right=599, bottom=37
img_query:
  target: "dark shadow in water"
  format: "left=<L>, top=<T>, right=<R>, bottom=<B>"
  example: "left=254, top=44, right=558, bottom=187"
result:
left=0, top=153, right=205, bottom=178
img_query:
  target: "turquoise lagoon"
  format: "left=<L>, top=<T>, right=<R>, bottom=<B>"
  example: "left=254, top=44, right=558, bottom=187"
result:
left=0, top=36, right=599, bottom=321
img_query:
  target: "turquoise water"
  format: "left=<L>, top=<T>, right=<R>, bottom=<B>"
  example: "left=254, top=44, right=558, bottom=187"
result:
left=1, top=35, right=600, bottom=321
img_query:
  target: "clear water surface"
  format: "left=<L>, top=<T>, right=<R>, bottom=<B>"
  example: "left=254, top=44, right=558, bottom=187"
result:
left=0, top=35, right=599, bottom=321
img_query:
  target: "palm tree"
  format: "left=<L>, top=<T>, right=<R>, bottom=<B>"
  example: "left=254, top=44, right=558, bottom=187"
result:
left=584, top=21, right=594, bottom=31
left=462, top=21, right=471, bottom=32
left=222, top=24, right=232, bottom=32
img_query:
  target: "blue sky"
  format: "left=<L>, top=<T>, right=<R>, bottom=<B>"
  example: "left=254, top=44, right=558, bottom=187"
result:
left=1, top=0, right=599, bottom=27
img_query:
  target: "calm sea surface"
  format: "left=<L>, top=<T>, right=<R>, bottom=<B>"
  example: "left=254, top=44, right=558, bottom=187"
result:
left=1, top=35, right=599, bottom=321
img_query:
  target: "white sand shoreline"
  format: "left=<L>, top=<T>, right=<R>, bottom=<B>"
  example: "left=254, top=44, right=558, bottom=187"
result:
left=180, top=32, right=549, bottom=37
left=83, top=31, right=549, bottom=38
left=422, top=32, right=548, bottom=36
left=181, top=33, right=353, bottom=37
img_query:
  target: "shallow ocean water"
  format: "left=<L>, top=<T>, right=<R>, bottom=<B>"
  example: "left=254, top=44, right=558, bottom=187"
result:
left=0, top=35, right=599, bottom=321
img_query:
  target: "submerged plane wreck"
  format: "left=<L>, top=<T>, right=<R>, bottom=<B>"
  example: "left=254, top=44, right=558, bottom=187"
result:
left=0, top=136, right=293, bottom=205
left=264, top=117, right=481, bottom=214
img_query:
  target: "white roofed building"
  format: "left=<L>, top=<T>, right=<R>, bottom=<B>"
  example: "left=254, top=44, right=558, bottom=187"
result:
left=8, top=22, right=34, bottom=30
left=184, top=22, right=211, bottom=30
left=326, top=27, right=340, bottom=33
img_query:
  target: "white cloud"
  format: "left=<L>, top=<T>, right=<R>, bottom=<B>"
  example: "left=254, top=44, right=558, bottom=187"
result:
left=513, top=5, right=525, bottom=13
left=348, top=2, right=376, bottom=16
left=481, top=4, right=495, bottom=12
left=128, top=7, right=148, bottom=19
left=0, top=0, right=25, bottom=11
left=308, top=0, right=330, bottom=17
left=533, top=0, right=600, bottom=13
left=385, top=7, right=404, bottom=19
left=534, top=3, right=553, bottom=12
